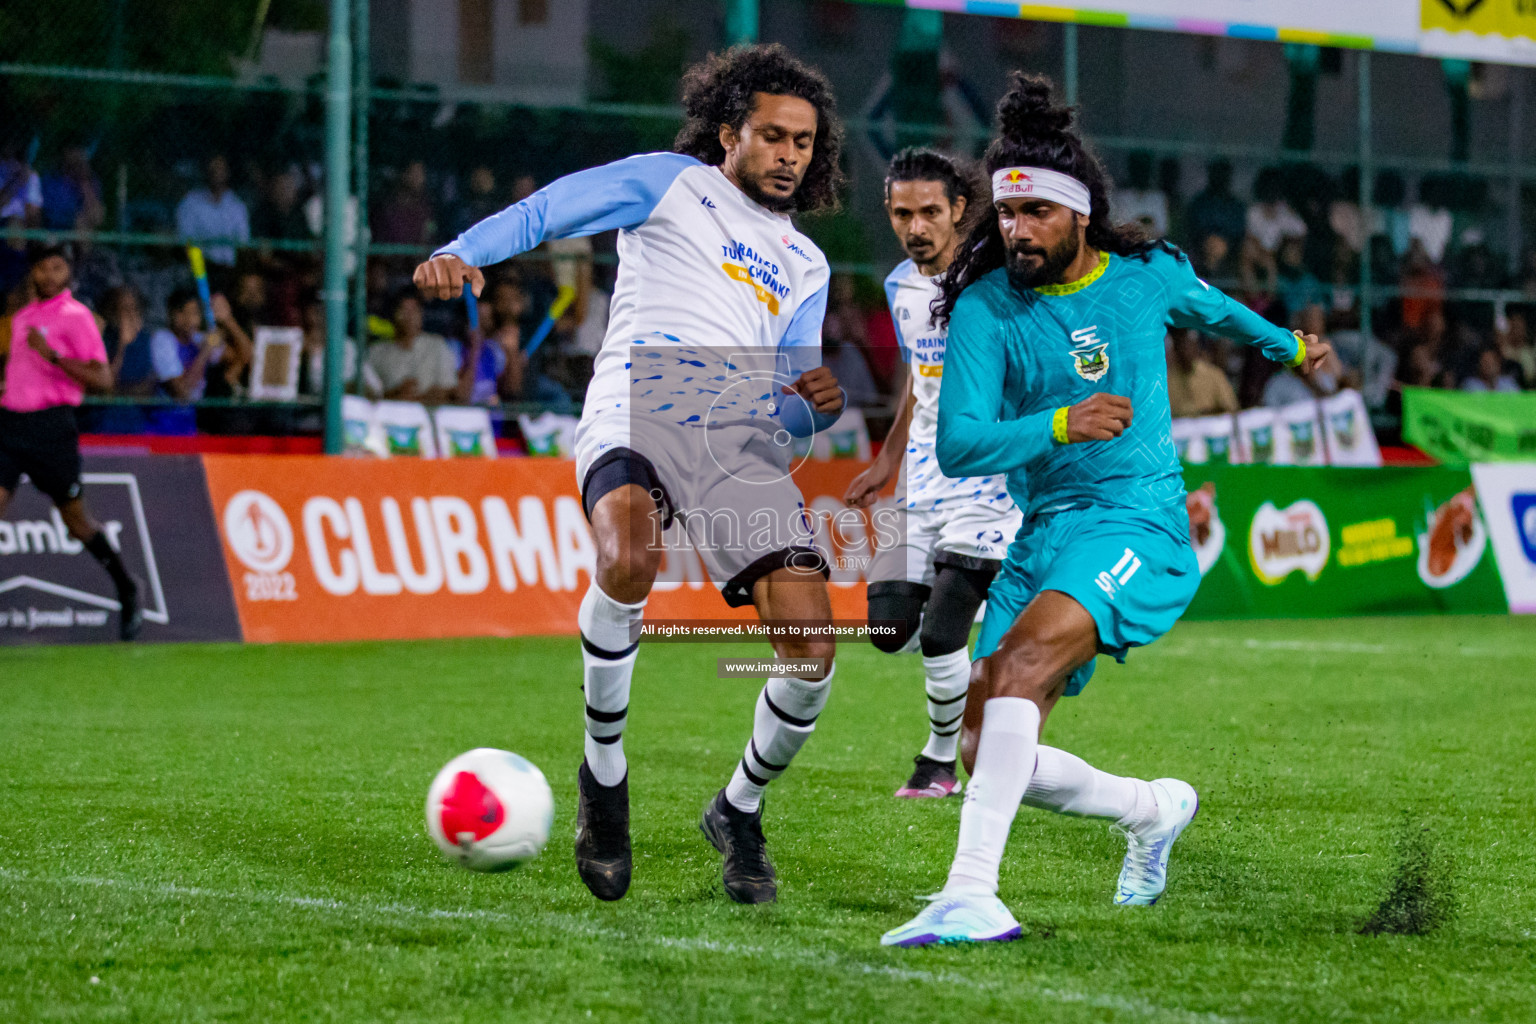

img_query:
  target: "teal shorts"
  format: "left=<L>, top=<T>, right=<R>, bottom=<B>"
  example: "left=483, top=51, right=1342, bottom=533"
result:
left=974, top=505, right=1200, bottom=697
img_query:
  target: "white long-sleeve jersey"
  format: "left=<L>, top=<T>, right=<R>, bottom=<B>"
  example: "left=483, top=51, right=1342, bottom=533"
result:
left=884, top=258, right=1014, bottom=514
left=437, top=152, right=833, bottom=431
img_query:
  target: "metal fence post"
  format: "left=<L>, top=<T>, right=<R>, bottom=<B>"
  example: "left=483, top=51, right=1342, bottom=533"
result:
left=726, top=0, right=758, bottom=45
left=351, top=0, right=370, bottom=383
left=1358, top=50, right=1373, bottom=349
left=323, top=0, right=353, bottom=455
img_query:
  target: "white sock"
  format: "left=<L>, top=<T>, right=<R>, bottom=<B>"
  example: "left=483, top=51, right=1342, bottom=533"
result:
left=578, top=584, right=646, bottom=787
left=1023, top=746, right=1159, bottom=832
left=944, top=697, right=1040, bottom=897
left=724, top=665, right=834, bottom=813
left=920, top=648, right=970, bottom=763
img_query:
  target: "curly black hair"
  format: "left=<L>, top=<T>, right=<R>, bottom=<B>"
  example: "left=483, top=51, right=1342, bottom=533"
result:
left=933, top=72, right=1173, bottom=328
left=883, top=146, right=984, bottom=228
left=674, top=43, right=845, bottom=214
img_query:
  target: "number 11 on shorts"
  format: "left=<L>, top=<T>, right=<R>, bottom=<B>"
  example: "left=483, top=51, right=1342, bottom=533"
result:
left=1096, top=547, right=1141, bottom=598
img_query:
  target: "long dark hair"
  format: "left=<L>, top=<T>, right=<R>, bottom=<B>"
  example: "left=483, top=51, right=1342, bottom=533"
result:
left=933, top=72, right=1172, bottom=328
left=673, top=43, right=845, bottom=215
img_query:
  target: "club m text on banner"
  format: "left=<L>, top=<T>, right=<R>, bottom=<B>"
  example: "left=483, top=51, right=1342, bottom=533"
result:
left=202, top=456, right=880, bottom=643
left=1, top=455, right=242, bottom=645
left=1402, top=388, right=1536, bottom=464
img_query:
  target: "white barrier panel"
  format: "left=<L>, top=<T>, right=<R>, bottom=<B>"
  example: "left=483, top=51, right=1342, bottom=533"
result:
left=1471, top=463, right=1536, bottom=614
left=1320, top=390, right=1383, bottom=467
left=434, top=406, right=498, bottom=459
left=374, top=401, right=438, bottom=458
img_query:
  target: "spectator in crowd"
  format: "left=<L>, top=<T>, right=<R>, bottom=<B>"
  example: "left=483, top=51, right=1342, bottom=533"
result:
left=1186, top=158, right=1246, bottom=269
left=1329, top=166, right=1367, bottom=260
left=1517, top=247, right=1536, bottom=299
left=1409, top=175, right=1454, bottom=266
left=230, top=270, right=269, bottom=340
left=458, top=277, right=527, bottom=406
left=1371, top=170, right=1411, bottom=270
left=296, top=289, right=358, bottom=397
left=1111, top=150, right=1168, bottom=238
left=251, top=167, right=310, bottom=241
left=1399, top=239, right=1446, bottom=333
left=366, top=289, right=458, bottom=403
left=40, top=145, right=104, bottom=233
left=1242, top=166, right=1306, bottom=293
left=0, top=142, right=43, bottom=295
left=1462, top=345, right=1520, bottom=393
left=1166, top=329, right=1238, bottom=418
left=1331, top=307, right=1398, bottom=410
left=1497, top=303, right=1532, bottom=388
left=175, top=154, right=250, bottom=272
left=150, top=288, right=251, bottom=404
left=1275, top=236, right=1327, bottom=321
left=100, top=286, right=156, bottom=395
left=373, top=160, right=435, bottom=247
left=449, top=165, right=503, bottom=239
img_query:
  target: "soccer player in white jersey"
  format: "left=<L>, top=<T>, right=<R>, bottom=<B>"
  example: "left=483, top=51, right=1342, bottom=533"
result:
left=845, top=149, right=1022, bottom=800
left=415, top=45, right=848, bottom=906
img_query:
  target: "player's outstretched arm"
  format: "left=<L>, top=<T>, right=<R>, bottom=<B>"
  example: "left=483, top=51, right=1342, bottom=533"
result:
left=1164, top=250, right=1317, bottom=370
left=418, top=152, right=699, bottom=302
left=935, top=298, right=1060, bottom=477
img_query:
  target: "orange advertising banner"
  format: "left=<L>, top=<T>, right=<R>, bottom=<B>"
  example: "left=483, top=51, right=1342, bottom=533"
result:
left=202, top=455, right=881, bottom=644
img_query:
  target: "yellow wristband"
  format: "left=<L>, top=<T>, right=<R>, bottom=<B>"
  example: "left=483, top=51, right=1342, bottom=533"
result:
left=1287, top=331, right=1307, bottom=369
left=1052, top=406, right=1071, bottom=444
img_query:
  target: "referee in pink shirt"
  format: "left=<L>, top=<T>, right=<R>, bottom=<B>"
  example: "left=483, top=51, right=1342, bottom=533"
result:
left=1, top=244, right=141, bottom=640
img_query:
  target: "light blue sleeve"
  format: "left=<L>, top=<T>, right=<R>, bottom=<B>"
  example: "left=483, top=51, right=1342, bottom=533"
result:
left=936, top=293, right=1058, bottom=477
left=435, top=152, right=699, bottom=266
left=883, top=263, right=908, bottom=356
left=777, top=278, right=845, bottom=438
left=1162, top=249, right=1301, bottom=366
left=149, top=330, right=184, bottom=382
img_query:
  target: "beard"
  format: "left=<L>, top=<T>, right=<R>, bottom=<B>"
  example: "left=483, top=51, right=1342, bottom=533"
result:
left=736, top=166, right=800, bottom=213
left=1004, top=231, right=1081, bottom=291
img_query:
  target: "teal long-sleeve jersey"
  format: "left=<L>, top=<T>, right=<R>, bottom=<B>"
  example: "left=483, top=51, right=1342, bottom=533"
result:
left=936, top=246, right=1303, bottom=521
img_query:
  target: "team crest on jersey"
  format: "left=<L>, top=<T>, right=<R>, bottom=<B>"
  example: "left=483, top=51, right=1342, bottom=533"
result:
left=1068, top=326, right=1109, bottom=382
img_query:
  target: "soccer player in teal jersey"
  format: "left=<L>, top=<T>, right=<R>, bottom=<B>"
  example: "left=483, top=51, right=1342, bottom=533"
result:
left=882, top=74, right=1333, bottom=948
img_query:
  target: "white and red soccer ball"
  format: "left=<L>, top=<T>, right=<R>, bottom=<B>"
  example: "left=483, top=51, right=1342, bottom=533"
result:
left=426, top=748, right=554, bottom=871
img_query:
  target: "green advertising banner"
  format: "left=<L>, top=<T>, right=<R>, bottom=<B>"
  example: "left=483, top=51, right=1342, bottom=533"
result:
left=1402, top=387, right=1536, bottom=465
left=1182, top=465, right=1507, bottom=619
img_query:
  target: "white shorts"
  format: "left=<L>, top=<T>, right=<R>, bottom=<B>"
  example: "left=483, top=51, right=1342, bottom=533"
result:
left=575, top=408, right=827, bottom=607
left=866, top=500, right=1023, bottom=588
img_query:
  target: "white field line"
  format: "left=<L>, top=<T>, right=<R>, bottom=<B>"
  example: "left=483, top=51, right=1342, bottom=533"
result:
left=1162, top=637, right=1523, bottom=658
left=0, top=868, right=1236, bottom=1024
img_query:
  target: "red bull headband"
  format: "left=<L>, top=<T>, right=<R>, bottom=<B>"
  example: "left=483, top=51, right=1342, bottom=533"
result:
left=991, top=167, right=1091, bottom=216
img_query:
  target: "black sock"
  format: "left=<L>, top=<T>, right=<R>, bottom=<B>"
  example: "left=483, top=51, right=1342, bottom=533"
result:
left=83, top=532, right=135, bottom=594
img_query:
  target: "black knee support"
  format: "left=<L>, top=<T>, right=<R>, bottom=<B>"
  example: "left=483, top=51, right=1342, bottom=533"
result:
left=919, top=561, right=998, bottom=657
left=866, top=580, right=929, bottom=654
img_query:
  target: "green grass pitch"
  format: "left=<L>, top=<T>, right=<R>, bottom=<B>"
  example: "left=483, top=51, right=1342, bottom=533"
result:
left=2, top=616, right=1534, bottom=1023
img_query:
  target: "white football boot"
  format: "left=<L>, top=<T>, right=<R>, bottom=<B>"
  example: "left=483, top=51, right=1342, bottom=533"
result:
left=1114, top=778, right=1199, bottom=907
left=880, top=891, right=1023, bottom=947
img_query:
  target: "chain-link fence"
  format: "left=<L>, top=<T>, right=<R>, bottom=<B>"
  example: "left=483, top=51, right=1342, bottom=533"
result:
left=3, top=1, right=1534, bottom=449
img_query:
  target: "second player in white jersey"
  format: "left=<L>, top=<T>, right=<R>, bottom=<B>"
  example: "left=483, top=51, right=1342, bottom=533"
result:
left=845, top=148, right=1022, bottom=801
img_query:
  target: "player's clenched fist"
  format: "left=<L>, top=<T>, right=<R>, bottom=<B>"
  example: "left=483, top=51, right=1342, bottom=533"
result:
left=413, top=254, right=486, bottom=302
left=1065, top=393, right=1133, bottom=443
left=784, top=365, right=845, bottom=415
